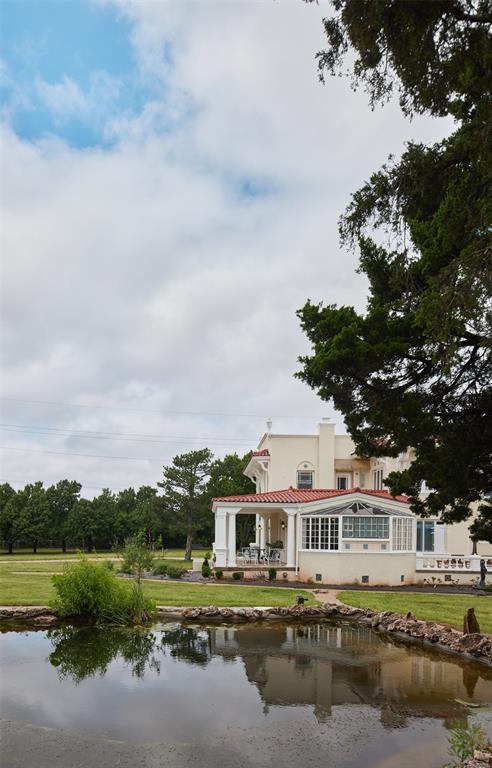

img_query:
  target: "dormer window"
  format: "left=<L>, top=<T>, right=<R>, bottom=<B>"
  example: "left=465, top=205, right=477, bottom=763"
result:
left=297, top=470, right=313, bottom=490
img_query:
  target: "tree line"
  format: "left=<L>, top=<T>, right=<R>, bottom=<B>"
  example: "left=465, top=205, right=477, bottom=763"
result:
left=0, top=449, right=255, bottom=558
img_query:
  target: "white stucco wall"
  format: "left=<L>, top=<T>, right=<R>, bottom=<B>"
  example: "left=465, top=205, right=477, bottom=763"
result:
left=266, top=435, right=319, bottom=490
left=298, top=551, right=417, bottom=586
left=259, top=422, right=355, bottom=491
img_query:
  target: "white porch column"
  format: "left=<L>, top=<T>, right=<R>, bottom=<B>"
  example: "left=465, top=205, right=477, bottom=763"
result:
left=285, top=509, right=297, bottom=567
left=259, top=515, right=266, bottom=549
left=227, top=510, right=237, bottom=567
left=255, top=514, right=260, bottom=546
left=214, top=507, right=228, bottom=567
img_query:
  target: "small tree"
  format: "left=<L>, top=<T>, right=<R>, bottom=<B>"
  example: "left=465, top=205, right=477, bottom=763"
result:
left=121, top=533, right=155, bottom=580
left=201, top=555, right=211, bottom=578
left=158, top=449, right=213, bottom=562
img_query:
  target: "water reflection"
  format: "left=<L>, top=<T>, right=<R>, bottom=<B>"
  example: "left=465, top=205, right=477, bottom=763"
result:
left=42, top=620, right=492, bottom=727
left=206, top=623, right=492, bottom=726
left=48, top=626, right=161, bottom=682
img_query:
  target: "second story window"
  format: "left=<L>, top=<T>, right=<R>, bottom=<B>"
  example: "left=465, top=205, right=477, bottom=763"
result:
left=297, top=470, right=313, bottom=490
left=372, top=469, right=384, bottom=490
left=336, top=474, right=351, bottom=490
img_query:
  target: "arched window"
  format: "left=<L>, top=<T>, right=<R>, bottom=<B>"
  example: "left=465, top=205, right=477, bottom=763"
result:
left=297, top=462, right=314, bottom=489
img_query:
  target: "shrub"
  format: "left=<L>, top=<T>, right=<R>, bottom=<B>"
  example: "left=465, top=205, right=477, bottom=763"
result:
left=268, top=568, right=277, bottom=581
left=153, top=561, right=168, bottom=576
left=51, top=557, right=156, bottom=625
left=201, top=557, right=211, bottom=578
left=214, top=569, right=223, bottom=579
left=167, top=564, right=187, bottom=579
left=103, top=560, right=115, bottom=571
left=232, top=571, right=243, bottom=581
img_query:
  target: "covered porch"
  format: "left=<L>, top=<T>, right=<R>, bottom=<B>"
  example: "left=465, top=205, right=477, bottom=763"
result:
left=212, top=503, right=298, bottom=569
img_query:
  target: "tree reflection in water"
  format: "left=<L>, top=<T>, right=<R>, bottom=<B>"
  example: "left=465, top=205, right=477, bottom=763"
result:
left=48, top=625, right=161, bottom=683
left=160, top=625, right=211, bottom=666
left=47, top=624, right=212, bottom=684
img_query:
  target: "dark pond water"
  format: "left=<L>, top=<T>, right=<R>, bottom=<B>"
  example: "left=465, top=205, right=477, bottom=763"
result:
left=1, top=620, right=492, bottom=768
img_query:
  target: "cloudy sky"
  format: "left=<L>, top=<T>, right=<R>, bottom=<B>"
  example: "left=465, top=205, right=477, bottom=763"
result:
left=1, top=0, right=452, bottom=496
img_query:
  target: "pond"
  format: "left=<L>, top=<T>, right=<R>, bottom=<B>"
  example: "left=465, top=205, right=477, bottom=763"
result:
left=1, top=620, right=492, bottom=768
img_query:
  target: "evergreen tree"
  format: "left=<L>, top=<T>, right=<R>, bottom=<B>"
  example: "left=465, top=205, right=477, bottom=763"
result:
left=298, top=0, right=492, bottom=529
left=158, top=449, right=213, bottom=561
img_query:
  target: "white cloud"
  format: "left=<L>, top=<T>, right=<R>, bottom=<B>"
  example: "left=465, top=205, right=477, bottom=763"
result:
left=36, top=71, right=121, bottom=119
left=1, top=1, right=454, bottom=495
left=36, top=75, right=89, bottom=115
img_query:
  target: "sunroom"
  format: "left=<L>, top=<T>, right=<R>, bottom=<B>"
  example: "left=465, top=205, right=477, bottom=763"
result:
left=212, top=488, right=417, bottom=584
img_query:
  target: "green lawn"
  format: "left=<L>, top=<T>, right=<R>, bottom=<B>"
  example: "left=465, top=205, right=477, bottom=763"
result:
left=0, top=550, right=115, bottom=559
left=0, top=560, right=314, bottom=608
left=142, top=581, right=316, bottom=607
left=0, top=548, right=207, bottom=561
left=0, top=559, right=191, bottom=575
left=338, top=590, right=492, bottom=635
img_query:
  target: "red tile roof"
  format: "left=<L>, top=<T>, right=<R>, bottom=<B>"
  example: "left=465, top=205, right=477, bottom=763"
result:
left=212, top=487, right=409, bottom=504
left=252, top=449, right=270, bottom=457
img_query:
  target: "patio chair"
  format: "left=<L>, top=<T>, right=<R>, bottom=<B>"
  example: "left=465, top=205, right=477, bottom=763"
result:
left=269, top=549, right=281, bottom=564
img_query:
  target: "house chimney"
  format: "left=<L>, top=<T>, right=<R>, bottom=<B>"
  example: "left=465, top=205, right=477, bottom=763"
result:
left=266, top=418, right=272, bottom=434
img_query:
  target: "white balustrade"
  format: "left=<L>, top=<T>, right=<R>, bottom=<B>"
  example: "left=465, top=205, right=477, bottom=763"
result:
left=415, top=554, right=491, bottom=572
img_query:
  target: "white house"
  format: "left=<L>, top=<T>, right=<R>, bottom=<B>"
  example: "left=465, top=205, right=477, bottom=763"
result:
left=212, top=420, right=492, bottom=585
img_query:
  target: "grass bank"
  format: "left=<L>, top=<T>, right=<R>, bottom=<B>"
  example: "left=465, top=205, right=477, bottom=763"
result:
left=0, top=560, right=314, bottom=607
left=338, top=590, right=492, bottom=635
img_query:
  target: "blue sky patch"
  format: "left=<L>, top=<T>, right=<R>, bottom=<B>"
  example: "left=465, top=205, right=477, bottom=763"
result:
left=1, top=0, right=156, bottom=147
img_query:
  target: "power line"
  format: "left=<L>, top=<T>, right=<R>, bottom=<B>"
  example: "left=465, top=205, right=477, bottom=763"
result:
left=0, top=423, right=257, bottom=446
left=0, top=445, right=165, bottom=463
left=0, top=396, right=302, bottom=419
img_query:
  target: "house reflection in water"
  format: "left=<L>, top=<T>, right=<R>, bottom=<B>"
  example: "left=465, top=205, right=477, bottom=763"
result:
left=207, top=623, right=492, bottom=725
